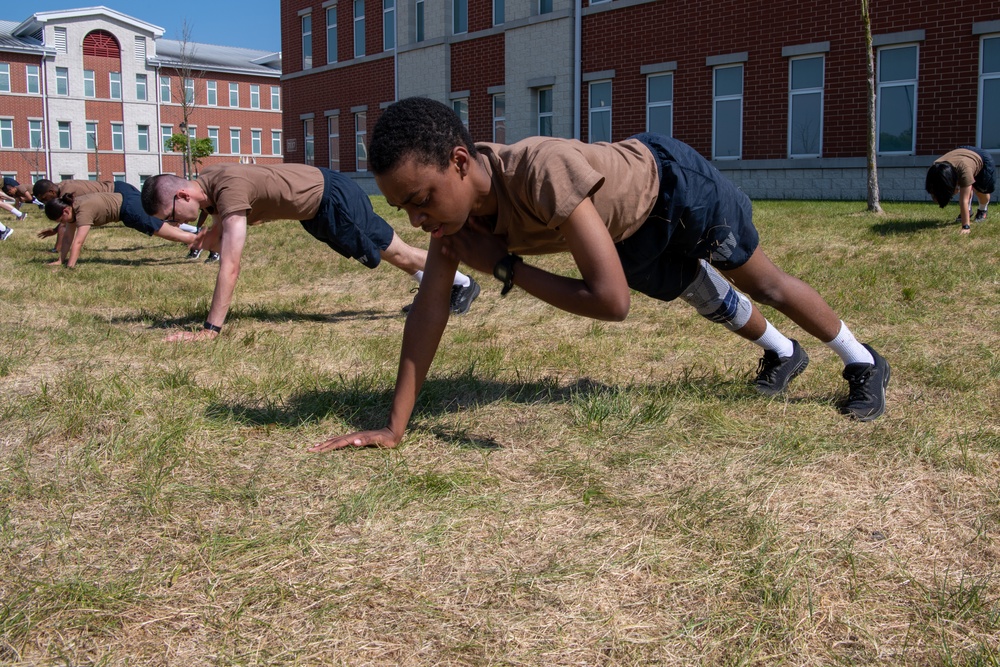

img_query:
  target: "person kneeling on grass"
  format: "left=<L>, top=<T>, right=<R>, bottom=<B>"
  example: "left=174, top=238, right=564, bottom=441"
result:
left=140, top=162, right=481, bottom=342
left=44, top=183, right=197, bottom=269
left=925, top=146, right=996, bottom=234
left=1, top=177, right=30, bottom=239
left=309, top=97, right=892, bottom=452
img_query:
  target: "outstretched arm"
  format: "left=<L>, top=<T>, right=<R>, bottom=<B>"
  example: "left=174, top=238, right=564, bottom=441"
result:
left=65, top=223, right=91, bottom=268
left=153, top=224, right=197, bottom=245
left=308, top=238, right=459, bottom=452
left=957, top=185, right=974, bottom=234
left=165, top=213, right=247, bottom=342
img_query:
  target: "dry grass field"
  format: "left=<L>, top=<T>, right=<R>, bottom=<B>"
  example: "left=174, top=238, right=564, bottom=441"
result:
left=1, top=198, right=998, bottom=666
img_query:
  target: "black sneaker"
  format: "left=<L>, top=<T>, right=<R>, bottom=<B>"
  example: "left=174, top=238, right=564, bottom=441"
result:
left=974, top=209, right=988, bottom=222
left=753, top=339, right=809, bottom=396
left=0, top=227, right=12, bottom=242
left=401, top=287, right=419, bottom=314
left=450, top=277, right=481, bottom=315
left=839, top=344, right=890, bottom=422
left=187, top=248, right=202, bottom=260
left=204, top=251, right=220, bottom=263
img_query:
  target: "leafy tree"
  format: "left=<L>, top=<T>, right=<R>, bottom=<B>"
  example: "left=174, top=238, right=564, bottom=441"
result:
left=169, top=134, right=215, bottom=175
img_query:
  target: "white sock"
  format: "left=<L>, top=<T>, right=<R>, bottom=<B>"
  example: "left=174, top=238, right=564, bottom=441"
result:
left=452, top=271, right=470, bottom=288
left=825, top=321, right=874, bottom=366
left=412, top=270, right=423, bottom=283
left=752, top=321, right=794, bottom=357
left=12, top=208, right=22, bottom=217
left=0, top=221, right=8, bottom=232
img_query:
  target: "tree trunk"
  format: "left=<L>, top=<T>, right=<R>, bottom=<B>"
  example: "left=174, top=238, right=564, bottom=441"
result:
left=862, top=0, right=883, bottom=213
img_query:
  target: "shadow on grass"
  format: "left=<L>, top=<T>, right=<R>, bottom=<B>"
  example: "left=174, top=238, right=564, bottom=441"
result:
left=870, top=218, right=948, bottom=236
left=111, top=307, right=399, bottom=328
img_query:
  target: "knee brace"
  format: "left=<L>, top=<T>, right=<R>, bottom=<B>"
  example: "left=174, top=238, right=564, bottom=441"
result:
left=679, top=260, right=752, bottom=331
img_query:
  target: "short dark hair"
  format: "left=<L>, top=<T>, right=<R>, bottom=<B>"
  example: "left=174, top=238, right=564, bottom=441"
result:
left=925, top=162, right=956, bottom=208
left=2, top=177, right=18, bottom=194
left=141, top=174, right=186, bottom=215
left=44, top=193, right=74, bottom=221
left=32, top=179, right=57, bottom=200
left=370, top=96, right=478, bottom=175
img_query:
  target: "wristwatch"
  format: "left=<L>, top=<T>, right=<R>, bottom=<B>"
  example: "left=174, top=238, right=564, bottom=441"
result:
left=493, top=253, right=522, bottom=296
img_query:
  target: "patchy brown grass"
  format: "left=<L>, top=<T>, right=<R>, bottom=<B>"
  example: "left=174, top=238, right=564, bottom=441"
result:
left=1, top=199, right=998, bottom=666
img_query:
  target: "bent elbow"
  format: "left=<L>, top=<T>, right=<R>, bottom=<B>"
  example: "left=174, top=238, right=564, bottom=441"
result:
left=605, top=293, right=630, bottom=322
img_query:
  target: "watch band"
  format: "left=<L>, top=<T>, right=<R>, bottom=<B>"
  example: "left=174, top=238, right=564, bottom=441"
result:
left=493, top=253, right=522, bottom=296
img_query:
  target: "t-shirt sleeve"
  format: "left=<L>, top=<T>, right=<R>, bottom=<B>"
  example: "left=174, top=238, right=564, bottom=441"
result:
left=212, top=179, right=252, bottom=220
left=522, top=143, right=605, bottom=228
left=74, top=200, right=97, bottom=227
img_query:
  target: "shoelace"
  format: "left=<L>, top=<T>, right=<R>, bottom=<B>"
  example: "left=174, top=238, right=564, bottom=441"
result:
left=755, top=352, right=782, bottom=382
left=845, top=367, right=874, bottom=400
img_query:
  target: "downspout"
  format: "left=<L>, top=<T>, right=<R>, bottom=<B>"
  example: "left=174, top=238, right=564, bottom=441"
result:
left=155, top=62, right=163, bottom=173
left=573, top=0, right=581, bottom=140
left=393, top=0, right=399, bottom=102
left=42, top=53, right=52, bottom=179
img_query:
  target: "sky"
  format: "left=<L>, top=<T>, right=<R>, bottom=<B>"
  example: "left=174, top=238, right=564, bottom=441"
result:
left=21, top=1, right=282, bottom=53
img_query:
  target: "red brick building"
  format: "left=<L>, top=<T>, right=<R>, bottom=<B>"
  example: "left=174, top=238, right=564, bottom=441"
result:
left=0, top=7, right=282, bottom=188
left=280, top=0, right=999, bottom=200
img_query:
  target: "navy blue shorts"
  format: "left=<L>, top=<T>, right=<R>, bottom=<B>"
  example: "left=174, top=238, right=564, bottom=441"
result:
left=299, top=168, right=393, bottom=269
left=962, top=146, right=997, bottom=195
left=615, top=134, right=759, bottom=302
left=114, top=181, right=164, bottom=236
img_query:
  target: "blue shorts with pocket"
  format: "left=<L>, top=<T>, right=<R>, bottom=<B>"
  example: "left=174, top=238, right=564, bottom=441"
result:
left=614, top=133, right=759, bottom=302
left=961, top=146, right=997, bottom=195
left=299, top=168, right=394, bottom=269
left=115, top=181, right=164, bottom=236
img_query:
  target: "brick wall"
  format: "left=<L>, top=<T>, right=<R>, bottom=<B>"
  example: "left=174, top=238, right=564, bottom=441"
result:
left=451, top=34, right=505, bottom=142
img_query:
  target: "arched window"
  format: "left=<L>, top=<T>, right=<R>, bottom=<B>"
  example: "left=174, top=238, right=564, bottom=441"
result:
left=83, top=30, right=121, bottom=58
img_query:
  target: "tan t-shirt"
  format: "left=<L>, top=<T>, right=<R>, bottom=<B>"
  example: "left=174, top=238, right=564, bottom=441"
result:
left=476, top=138, right=659, bottom=255
left=73, top=193, right=122, bottom=228
left=59, top=180, right=115, bottom=198
left=196, top=164, right=325, bottom=225
left=934, top=149, right=984, bottom=188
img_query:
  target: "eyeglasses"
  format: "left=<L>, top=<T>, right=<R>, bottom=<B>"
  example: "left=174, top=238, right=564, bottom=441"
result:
left=164, top=194, right=179, bottom=223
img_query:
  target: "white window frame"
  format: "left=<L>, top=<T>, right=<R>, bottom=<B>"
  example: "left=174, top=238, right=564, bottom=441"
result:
left=136, top=73, right=148, bottom=101
left=588, top=80, right=612, bottom=144
left=207, top=80, right=217, bottom=106
left=0, top=64, right=9, bottom=93
left=110, top=72, right=122, bottom=100
left=28, top=119, right=43, bottom=149
left=55, top=68, right=69, bottom=96
left=493, top=94, right=506, bottom=143
left=494, top=0, right=505, bottom=25
left=111, top=123, right=124, bottom=151
left=272, top=129, right=282, bottom=155
left=304, top=118, right=315, bottom=166
left=537, top=87, right=553, bottom=137
left=160, top=76, right=171, bottom=103
left=137, top=125, right=150, bottom=152
left=415, top=0, right=425, bottom=42
left=250, top=84, right=260, bottom=109
left=251, top=129, right=262, bottom=155
left=646, top=72, right=673, bottom=136
left=876, top=44, right=918, bottom=156
left=161, top=125, right=173, bottom=151
left=0, top=119, right=13, bottom=149
left=327, top=7, right=338, bottom=64
left=712, top=64, right=743, bottom=160
left=384, top=0, right=396, bottom=50
left=58, top=121, right=71, bottom=149
left=229, top=82, right=239, bottom=108
left=85, top=122, right=97, bottom=150
left=302, top=13, right=313, bottom=69
left=208, top=127, right=219, bottom=153
left=271, top=86, right=281, bottom=110
left=328, top=116, right=340, bottom=170
left=354, top=112, right=367, bottom=171
left=26, top=65, right=40, bottom=94
left=977, top=34, right=1000, bottom=151
left=539, top=0, right=552, bottom=15
left=453, top=0, right=468, bottom=34
left=452, top=98, right=469, bottom=129
left=84, top=69, right=96, bottom=98
left=354, top=0, right=366, bottom=58
left=788, top=55, right=824, bottom=158
left=184, top=78, right=195, bottom=105
left=230, top=128, right=241, bottom=155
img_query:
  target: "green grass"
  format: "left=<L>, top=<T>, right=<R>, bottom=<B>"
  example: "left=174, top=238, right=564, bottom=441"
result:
left=1, top=199, right=998, bottom=665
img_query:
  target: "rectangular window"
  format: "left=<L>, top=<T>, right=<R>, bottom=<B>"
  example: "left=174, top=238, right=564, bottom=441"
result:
left=302, top=14, right=313, bottom=69
left=110, top=72, right=122, bottom=100
left=86, top=122, right=97, bottom=150
left=137, top=125, right=150, bottom=151
left=251, top=129, right=262, bottom=155
left=537, top=88, right=553, bottom=136
left=646, top=73, right=673, bottom=136
left=160, top=76, right=171, bottom=102
left=327, top=7, right=338, bottom=63
left=207, top=81, right=217, bottom=106
left=161, top=125, right=173, bottom=151
left=453, top=0, right=468, bottom=34
left=876, top=45, right=918, bottom=154
left=788, top=55, right=824, bottom=158
left=136, top=73, right=148, bottom=101
left=588, top=80, right=612, bottom=143
left=56, top=67, right=69, bottom=96
left=271, top=86, right=280, bottom=110
left=111, top=123, right=124, bottom=151
left=272, top=129, right=282, bottom=155
left=26, top=65, right=40, bottom=94
left=539, top=0, right=552, bottom=14
left=29, top=120, right=43, bottom=149
left=0, top=64, right=9, bottom=93
left=384, top=0, right=396, bottom=51
left=978, top=35, right=999, bottom=150
left=187, top=125, right=197, bottom=141
left=184, top=78, right=194, bottom=105
left=58, top=121, right=71, bottom=149
left=494, top=0, right=505, bottom=25
left=250, top=84, right=260, bottom=109
left=354, top=112, right=367, bottom=171
left=354, top=0, right=366, bottom=58
left=54, top=27, right=68, bottom=53
left=84, top=70, right=96, bottom=97
left=208, top=127, right=219, bottom=152
left=713, top=64, right=743, bottom=159
left=304, top=118, right=315, bottom=165
left=230, top=128, right=241, bottom=154
left=229, top=82, right=239, bottom=107
left=113, top=174, right=125, bottom=183
left=328, top=116, right=340, bottom=170
left=493, top=94, right=506, bottom=143
left=416, top=0, right=425, bottom=42
left=453, top=98, right=469, bottom=128
left=0, top=120, right=12, bottom=149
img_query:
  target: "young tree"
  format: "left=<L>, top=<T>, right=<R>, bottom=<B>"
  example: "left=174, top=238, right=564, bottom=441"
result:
left=861, top=0, right=883, bottom=213
left=169, top=135, right=215, bottom=176
left=171, top=21, right=203, bottom=179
